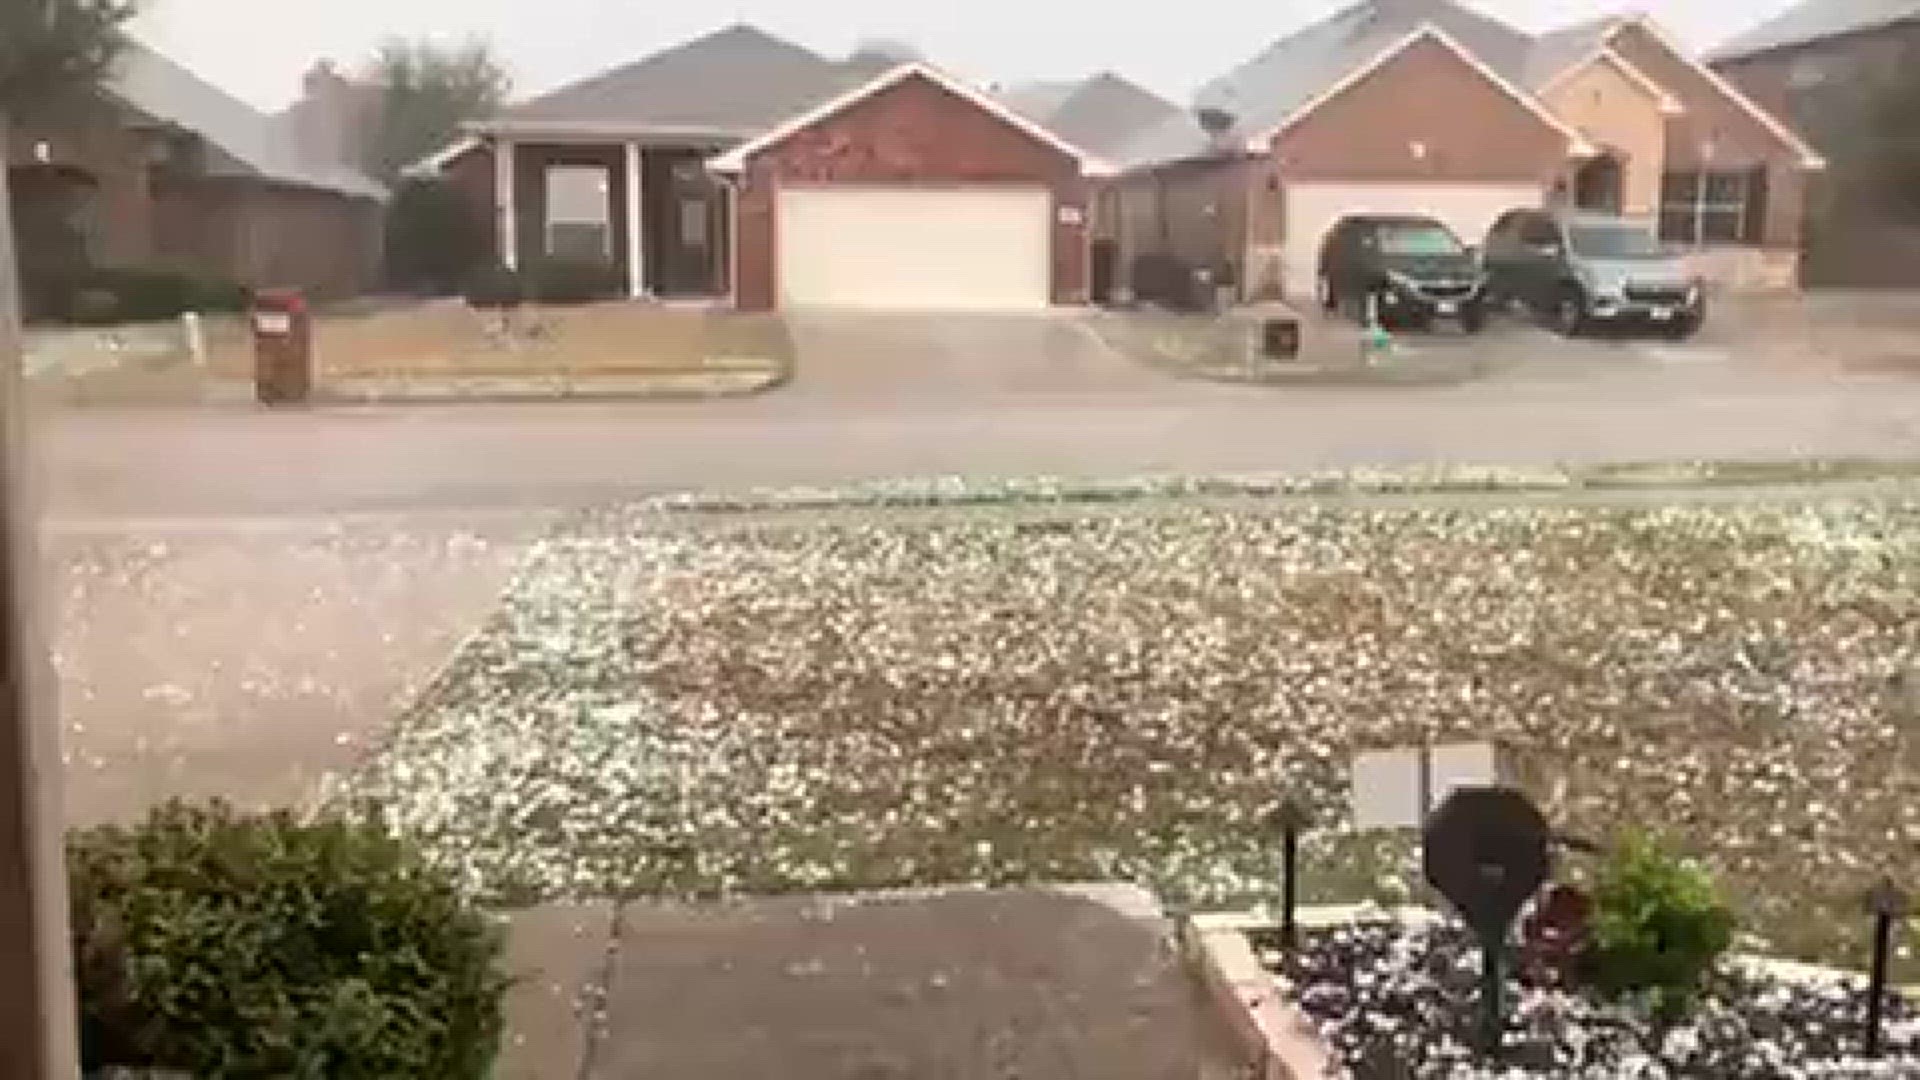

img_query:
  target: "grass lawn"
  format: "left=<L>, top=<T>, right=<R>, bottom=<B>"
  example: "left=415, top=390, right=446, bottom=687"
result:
left=343, top=481, right=1920, bottom=975
left=203, top=300, right=792, bottom=380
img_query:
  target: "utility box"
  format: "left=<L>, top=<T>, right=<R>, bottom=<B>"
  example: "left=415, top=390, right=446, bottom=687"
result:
left=251, top=288, right=311, bottom=405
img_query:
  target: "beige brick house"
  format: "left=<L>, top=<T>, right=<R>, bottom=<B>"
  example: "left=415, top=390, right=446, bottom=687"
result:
left=1108, top=0, right=1825, bottom=301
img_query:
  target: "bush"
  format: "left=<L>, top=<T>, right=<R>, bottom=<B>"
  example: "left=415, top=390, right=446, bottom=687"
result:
left=523, top=255, right=623, bottom=304
left=1586, top=830, right=1735, bottom=1019
left=461, top=262, right=524, bottom=309
left=63, top=268, right=249, bottom=326
left=385, top=178, right=493, bottom=295
left=68, top=800, right=508, bottom=1078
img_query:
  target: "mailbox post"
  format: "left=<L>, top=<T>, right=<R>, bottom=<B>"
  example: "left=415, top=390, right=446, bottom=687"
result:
left=252, top=288, right=312, bottom=405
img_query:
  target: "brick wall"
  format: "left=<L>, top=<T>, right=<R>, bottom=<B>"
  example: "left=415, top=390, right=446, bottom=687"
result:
left=1610, top=23, right=1810, bottom=249
left=1539, top=57, right=1668, bottom=215
left=733, top=72, right=1089, bottom=310
left=1716, top=25, right=1920, bottom=284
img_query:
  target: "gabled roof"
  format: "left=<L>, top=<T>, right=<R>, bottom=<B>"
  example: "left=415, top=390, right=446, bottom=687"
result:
left=1038, top=74, right=1183, bottom=157
left=1111, top=0, right=1541, bottom=169
left=708, top=63, right=1115, bottom=175
left=1240, top=23, right=1593, bottom=153
left=487, top=24, right=857, bottom=137
left=1709, top=0, right=1920, bottom=62
left=1520, top=15, right=1618, bottom=88
left=1527, top=45, right=1684, bottom=115
left=1604, top=15, right=1827, bottom=167
left=998, top=81, right=1084, bottom=124
left=112, top=40, right=384, bottom=200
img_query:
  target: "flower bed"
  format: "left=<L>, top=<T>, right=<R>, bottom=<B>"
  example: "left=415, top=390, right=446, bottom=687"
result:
left=1253, top=921, right=1920, bottom=1078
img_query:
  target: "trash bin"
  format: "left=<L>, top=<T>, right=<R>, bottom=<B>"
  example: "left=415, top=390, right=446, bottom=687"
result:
left=252, top=288, right=311, bottom=405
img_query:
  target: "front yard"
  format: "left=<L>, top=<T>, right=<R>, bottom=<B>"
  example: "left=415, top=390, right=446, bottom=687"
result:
left=29, top=300, right=792, bottom=404
left=342, top=477, right=1920, bottom=976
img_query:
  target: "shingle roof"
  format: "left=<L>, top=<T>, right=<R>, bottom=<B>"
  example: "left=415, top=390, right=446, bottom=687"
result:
left=495, top=23, right=857, bottom=136
left=1519, top=15, right=1618, bottom=89
left=1709, top=0, right=1920, bottom=61
left=998, top=80, right=1084, bottom=124
left=113, top=40, right=384, bottom=200
left=1036, top=74, right=1182, bottom=157
left=1112, top=0, right=1536, bottom=170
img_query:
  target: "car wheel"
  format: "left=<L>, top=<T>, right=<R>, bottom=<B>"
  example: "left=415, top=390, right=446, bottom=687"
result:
left=1316, top=274, right=1337, bottom=313
left=1552, top=288, right=1587, bottom=337
left=1460, top=306, right=1487, bottom=334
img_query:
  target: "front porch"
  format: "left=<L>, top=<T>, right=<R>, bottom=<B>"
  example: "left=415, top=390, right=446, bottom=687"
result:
left=494, top=140, right=733, bottom=301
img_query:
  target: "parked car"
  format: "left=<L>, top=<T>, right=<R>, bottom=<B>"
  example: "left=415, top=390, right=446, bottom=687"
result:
left=1315, top=214, right=1487, bottom=332
left=1482, top=208, right=1704, bottom=338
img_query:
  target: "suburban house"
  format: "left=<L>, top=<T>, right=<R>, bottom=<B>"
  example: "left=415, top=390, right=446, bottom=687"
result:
left=1710, top=0, right=1920, bottom=285
left=422, top=24, right=1112, bottom=311
left=6, top=40, right=386, bottom=308
left=1108, top=0, right=1825, bottom=303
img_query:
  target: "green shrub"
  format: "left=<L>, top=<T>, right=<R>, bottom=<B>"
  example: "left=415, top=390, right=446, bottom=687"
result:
left=523, top=255, right=622, bottom=304
left=64, top=268, right=248, bottom=325
left=1586, top=829, right=1735, bottom=1019
left=385, top=178, right=493, bottom=295
left=461, top=262, right=524, bottom=309
left=68, top=800, right=508, bottom=1079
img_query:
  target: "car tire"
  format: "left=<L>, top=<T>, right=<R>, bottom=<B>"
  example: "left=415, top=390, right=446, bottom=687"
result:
left=1316, top=274, right=1337, bottom=313
left=1460, top=306, right=1487, bottom=334
left=1552, top=287, right=1587, bottom=337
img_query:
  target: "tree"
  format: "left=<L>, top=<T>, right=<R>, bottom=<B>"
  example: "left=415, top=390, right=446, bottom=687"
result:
left=0, top=0, right=136, bottom=126
left=363, top=39, right=509, bottom=182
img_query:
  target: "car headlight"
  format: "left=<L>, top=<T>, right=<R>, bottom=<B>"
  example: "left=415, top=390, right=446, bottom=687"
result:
left=1686, top=282, right=1703, bottom=307
left=1384, top=269, right=1416, bottom=291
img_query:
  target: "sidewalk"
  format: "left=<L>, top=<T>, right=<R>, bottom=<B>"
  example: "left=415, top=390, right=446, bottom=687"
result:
left=497, top=887, right=1253, bottom=1080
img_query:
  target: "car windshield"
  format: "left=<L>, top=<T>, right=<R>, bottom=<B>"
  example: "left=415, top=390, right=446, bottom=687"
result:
left=1569, top=224, right=1667, bottom=258
left=1377, top=223, right=1464, bottom=256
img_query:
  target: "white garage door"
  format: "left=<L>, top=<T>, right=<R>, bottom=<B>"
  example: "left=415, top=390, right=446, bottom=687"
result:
left=777, top=186, right=1050, bottom=310
left=1283, top=181, right=1544, bottom=302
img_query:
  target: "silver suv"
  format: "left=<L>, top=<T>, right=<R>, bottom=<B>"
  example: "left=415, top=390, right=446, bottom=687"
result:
left=1482, top=208, right=1704, bottom=339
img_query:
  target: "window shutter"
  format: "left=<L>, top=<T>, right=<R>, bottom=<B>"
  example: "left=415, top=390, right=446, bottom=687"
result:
left=1744, top=165, right=1770, bottom=246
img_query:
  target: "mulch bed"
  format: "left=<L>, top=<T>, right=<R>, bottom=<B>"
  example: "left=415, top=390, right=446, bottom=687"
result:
left=1254, top=921, right=1920, bottom=1078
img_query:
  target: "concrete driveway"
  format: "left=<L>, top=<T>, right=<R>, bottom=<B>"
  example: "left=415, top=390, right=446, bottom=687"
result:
left=782, top=311, right=1188, bottom=400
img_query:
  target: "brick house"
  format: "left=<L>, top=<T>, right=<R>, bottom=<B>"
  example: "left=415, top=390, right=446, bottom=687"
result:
left=1109, top=0, right=1825, bottom=302
left=418, top=24, right=1111, bottom=311
left=1710, top=0, right=1920, bottom=285
left=6, top=40, right=386, bottom=310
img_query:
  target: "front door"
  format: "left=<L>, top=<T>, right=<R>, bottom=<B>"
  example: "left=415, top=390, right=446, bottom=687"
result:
left=646, top=154, right=727, bottom=297
left=1573, top=154, right=1624, bottom=214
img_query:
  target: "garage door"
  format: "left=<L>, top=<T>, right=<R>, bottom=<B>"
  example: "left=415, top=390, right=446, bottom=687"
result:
left=1283, top=182, right=1544, bottom=302
left=777, top=186, right=1050, bottom=310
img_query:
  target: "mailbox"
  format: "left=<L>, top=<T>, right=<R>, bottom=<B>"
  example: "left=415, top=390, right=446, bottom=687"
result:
left=252, top=288, right=311, bottom=405
left=1261, top=316, right=1300, bottom=360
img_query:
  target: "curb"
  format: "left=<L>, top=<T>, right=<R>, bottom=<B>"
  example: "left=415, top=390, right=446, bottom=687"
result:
left=1176, top=916, right=1335, bottom=1080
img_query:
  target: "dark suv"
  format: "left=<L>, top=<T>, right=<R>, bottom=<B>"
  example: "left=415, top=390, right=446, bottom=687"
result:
left=1481, top=208, right=1704, bottom=338
left=1315, top=214, right=1487, bottom=332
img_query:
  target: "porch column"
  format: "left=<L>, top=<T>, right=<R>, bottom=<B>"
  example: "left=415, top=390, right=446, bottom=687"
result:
left=625, top=141, right=645, bottom=298
left=495, top=137, right=517, bottom=270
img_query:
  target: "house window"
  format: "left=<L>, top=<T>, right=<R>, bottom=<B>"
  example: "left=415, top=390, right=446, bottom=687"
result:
left=1659, top=170, right=1759, bottom=245
left=545, top=165, right=611, bottom=259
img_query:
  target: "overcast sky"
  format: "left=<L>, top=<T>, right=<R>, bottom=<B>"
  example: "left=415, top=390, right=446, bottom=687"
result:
left=134, top=0, right=1799, bottom=112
